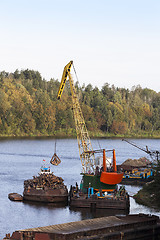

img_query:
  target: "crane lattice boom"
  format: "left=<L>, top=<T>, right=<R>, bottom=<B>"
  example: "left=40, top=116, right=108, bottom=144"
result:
left=122, top=139, right=160, bottom=162
left=57, top=61, right=95, bottom=173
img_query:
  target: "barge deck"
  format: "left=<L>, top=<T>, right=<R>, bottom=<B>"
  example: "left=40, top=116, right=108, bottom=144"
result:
left=69, top=184, right=130, bottom=210
left=4, top=214, right=160, bottom=240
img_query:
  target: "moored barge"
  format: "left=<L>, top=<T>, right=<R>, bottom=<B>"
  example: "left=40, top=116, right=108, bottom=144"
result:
left=69, top=184, right=130, bottom=211
left=23, top=162, right=68, bottom=204
left=3, top=214, right=160, bottom=240
left=23, top=187, right=68, bottom=203
left=70, top=193, right=129, bottom=210
left=118, top=157, right=154, bottom=185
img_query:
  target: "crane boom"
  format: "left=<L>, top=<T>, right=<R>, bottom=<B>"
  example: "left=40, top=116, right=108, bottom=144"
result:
left=122, top=139, right=160, bottom=162
left=57, top=61, right=95, bottom=173
left=57, top=61, right=73, bottom=100
left=122, top=139, right=151, bottom=154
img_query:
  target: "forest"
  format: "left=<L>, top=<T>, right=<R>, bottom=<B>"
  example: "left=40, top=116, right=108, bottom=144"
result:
left=0, top=69, right=160, bottom=138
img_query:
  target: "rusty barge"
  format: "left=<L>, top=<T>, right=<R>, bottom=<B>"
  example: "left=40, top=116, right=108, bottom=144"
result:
left=23, top=171, right=68, bottom=204
left=8, top=157, right=68, bottom=204
left=4, top=214, right=160, bottom=240
left=22, top=156, right=68, bottom=204
left=69, top=183, right=129, bottom=211
left=68, top=149, right=129, bottom=211
left=69, top=192, right=129, bottom=211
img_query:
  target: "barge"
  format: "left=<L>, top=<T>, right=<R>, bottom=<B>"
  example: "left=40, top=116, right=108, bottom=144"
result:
left=8, top=164, right=68, bottom=204
left=23, top=172, right=68, bottom=203
left=117, top=157, right=154, bottom=185
left=4, top=214, right=160, bottom=240
left=23, top=187, right=68, bottom=203
left=68, top=149, right=129, bottom=210
left=23, top=161, right=68, bottom=204
left=121, top=173, right=154, bottom=185
left=69, top=184, right=129, bottom=211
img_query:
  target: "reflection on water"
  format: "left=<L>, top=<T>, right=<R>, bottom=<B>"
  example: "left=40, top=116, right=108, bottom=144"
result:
left=124, top=184, right=160, bottom=217
left=0, top=138, right=160, bottom=238
left=70, top=207, right=129, bottom=220
left=23, top=200, right=68, bottom=208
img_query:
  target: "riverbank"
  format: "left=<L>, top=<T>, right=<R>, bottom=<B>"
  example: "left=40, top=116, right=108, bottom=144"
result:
left=1, top=130, right=160, bottom=139
left=134, top=180, right=160, bottom=209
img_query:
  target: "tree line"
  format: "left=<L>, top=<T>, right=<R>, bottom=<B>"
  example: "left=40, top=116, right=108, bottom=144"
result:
left=0, top=69, right=160, bottom=137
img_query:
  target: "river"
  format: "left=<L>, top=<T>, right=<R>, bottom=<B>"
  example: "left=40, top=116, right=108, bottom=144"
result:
left=0, top=138, right=160, bottom=238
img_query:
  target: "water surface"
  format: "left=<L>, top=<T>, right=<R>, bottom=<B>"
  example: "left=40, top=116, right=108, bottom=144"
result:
left=0, top=138, right=160, bottom=238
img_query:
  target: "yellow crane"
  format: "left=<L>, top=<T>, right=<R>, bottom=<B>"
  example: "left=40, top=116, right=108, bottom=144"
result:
left=57, top=61, right=95, bottom=174
left=57, top=61, right=123, bottom=192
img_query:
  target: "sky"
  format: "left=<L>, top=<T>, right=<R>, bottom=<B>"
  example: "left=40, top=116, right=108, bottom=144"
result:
left=0, top=0, right=160, bottom=92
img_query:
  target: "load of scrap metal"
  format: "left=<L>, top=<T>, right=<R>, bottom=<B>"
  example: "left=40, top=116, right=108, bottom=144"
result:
left=50, top=153, right=61, bottom=166
left=24, top=173, right=66, bottom=190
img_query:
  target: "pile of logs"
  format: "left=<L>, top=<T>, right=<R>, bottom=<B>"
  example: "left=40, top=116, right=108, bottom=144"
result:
left=24, top=173, right=67, bottom=190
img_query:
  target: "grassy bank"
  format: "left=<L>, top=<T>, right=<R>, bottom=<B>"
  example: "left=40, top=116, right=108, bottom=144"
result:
left=1, top=130, right=160, bottom=139
left=134, top=181, right=160, bottom=209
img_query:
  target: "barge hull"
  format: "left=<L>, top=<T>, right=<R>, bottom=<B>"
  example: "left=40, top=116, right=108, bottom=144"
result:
left=70, top=197, right=129, bottom=210
left=23, top=188, right=68, bottom=203
left=4, top=214, right=160, bottom=240
left=121, top=176, right=154, bottom=185
left=23, top=194, right=68, bottom=203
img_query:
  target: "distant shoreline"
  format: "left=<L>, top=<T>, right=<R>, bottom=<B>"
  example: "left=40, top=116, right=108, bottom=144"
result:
left=0, top=132, right=160, bottom=139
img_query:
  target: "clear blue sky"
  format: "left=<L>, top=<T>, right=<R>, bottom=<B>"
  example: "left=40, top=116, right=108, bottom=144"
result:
left=0, top=0, right=160, bottom=91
